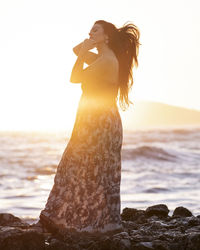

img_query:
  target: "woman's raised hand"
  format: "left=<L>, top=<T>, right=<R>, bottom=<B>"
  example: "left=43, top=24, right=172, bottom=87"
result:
left=80, top=38, right=96, bottom=53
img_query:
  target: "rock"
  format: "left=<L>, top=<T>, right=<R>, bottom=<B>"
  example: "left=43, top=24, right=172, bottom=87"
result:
left=0, top=204, right=200, bottom=250
left=112, top=232, right=131, bottom=249
left=0, top=213, right=29, bottom=227
left=134, top=241, right=154, bottom=249
left=0, top=226, right=45, bottom=250
left=45, top=238, right=74, bottom=250
left=121, top=207, right=147, bottom=224
left=185, top=232, right=200, bottom=250
left=172, top=206, right=193, bottom=217
left=152, top=239, right=170, bottom=250
left=145, top=204, right=169, bottom=218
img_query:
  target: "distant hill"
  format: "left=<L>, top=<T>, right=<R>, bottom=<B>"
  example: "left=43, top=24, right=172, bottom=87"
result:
left=120, top=100, right=200, bottom=130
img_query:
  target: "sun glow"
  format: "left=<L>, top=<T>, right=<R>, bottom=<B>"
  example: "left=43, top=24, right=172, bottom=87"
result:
left=0, top=0, right=200, bottom=131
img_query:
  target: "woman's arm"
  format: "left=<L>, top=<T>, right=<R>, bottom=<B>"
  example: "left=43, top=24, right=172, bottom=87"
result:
left=70, top=39, right=97, bottom=83
left=73, top=42, right=84, bottom=55
left=70, top=49, right=86, bottom=83
left=73, top=41, right=99, bottom=65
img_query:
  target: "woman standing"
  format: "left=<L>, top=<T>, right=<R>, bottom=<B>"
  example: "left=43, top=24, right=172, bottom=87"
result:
left=39, top=20, right=140, bottom=237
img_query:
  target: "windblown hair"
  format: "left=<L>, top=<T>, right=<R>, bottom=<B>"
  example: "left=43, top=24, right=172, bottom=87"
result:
left=94, top=20, right=141, bottom=111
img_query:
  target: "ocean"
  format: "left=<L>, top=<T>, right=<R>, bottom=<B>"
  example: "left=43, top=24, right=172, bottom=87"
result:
left=0, top=126, right=200, bottom=224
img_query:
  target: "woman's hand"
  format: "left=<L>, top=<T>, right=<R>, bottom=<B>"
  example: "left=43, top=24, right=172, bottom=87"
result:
left=79, top=38, right=96, bottom=55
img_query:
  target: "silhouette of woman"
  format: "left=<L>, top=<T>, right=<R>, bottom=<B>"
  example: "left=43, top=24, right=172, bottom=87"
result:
left=39, top=20, right=140, bottom=237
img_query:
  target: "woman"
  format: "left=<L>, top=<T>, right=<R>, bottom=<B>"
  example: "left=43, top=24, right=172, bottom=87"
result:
left=39, top=20, right=140, bottom=237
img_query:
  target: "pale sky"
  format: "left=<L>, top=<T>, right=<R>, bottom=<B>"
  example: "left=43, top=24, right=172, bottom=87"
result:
left=0, top=0, right=200, bottom=131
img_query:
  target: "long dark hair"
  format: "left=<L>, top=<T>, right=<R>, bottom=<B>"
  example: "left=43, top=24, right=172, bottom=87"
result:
left=94, top=20, right=141, bottom=111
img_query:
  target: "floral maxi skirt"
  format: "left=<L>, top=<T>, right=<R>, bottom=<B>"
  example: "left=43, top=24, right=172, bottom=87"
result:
left=39, top=94, right=124, bottom=236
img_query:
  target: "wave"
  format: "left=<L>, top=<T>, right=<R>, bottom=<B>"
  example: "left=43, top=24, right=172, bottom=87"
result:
left=144, top=187, right=171, bottom=193
left=122, top=145, right=177, bottom=161
left=171, top=127, right=200, bottom=135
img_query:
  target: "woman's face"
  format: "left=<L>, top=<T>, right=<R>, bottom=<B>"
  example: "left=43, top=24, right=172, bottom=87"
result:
left=89, top=23, right=108, bottom=44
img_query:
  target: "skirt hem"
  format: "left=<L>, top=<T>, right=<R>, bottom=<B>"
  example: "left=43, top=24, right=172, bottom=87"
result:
left=39, top=213, right=124, bottom=238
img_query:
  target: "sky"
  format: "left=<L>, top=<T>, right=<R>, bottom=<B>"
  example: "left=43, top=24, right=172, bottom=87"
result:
left=0, top=0, right=200, bottom=131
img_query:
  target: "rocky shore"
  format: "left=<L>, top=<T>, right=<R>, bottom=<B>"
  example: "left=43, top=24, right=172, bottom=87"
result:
left=0, top=204, right=200, bottom=250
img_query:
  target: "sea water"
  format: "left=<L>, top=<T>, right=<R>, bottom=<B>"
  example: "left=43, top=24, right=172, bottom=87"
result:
left=0, top=126, right=200, bottom=224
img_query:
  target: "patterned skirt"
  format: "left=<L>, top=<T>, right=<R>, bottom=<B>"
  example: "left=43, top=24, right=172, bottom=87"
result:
left=39, top=93, right=124, bottom=236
